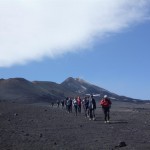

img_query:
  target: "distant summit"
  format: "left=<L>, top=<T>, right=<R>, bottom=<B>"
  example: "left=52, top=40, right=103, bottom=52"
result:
left=61, top=77, right=118, bottom=98
left=0, top=77, right=143, bottom=103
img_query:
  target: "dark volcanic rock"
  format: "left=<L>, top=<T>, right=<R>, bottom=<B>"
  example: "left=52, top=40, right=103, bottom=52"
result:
left=115, top=141, right=127, bottom=148
left=119, top=141, right=127, bottom=147
left=0, top=101, right=150, bottom=150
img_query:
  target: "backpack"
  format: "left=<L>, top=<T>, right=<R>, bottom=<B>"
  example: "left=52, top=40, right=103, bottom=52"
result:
left=73, top=99, right=77, bottom=106
left=100, top=98, right=111, bottom=107
left=67, top=99, right=71, bottom=106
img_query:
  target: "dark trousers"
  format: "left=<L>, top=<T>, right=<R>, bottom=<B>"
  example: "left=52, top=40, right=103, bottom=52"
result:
left=78, top=105, right=81, bottom=113
left=74, top=105, right=78, bottom=116
left=102, top=107, right=110, bottom=121
left=89, top=109, right=95, bottom=119
left=84, top=106, right=89, bottom=117
left=67, top=105, right=71, bottom=113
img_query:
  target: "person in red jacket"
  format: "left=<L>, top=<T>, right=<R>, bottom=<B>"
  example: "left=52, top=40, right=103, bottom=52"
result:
left=77, top=96, right=82, bottom=113
left=100, top=95, right=112, bottom=123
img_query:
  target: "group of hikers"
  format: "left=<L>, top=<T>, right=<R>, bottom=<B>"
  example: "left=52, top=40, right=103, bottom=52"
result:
left=51, top=94, right=112, bottom=123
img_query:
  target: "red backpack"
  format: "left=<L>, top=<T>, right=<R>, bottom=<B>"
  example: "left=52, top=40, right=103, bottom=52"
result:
left=100, top=98, right=111, bottom=107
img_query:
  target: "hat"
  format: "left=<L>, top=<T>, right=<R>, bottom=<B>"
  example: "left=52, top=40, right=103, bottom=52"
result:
left=104, top=95, right=108, bottom=98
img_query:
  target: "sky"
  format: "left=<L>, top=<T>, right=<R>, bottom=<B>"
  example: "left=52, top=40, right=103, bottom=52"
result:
left=0, top=0, right=150, bottom=100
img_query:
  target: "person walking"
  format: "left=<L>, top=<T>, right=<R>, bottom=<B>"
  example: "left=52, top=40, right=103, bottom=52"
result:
left=77, top=96, right=82, bottom=113
left=82, top=97, right=89, bottom=118
left=61, top=99, right=65, bottom=109
left=100, top=95, right=112, bottom=123
left=56, top=100, right=60, bottom=108
left=51, top=102, right=54, bottom=107
left=66, top=97, right=72, bottom=113
left=88, top=95, right=96, bottom=120
left=70, top=98, right=73, bottom=113
left=73, top=97, right=78, bottom=116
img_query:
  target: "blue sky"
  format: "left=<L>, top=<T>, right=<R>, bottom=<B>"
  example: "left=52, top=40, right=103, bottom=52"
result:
left=0, top=0, right=150, bottom=100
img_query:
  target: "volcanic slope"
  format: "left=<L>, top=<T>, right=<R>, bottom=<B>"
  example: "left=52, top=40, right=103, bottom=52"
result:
left=0, top=78, right=56, bottom=103
left=0, top=77, right=144, bottom=103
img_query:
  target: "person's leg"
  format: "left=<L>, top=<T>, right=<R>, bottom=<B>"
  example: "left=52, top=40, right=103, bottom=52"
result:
left=74, top=106, right=77, bottom=116
left=87, top=109, right=89, bottom=117
left=67, top=105, right=69, bottom=113
left=89, top=109, right=93, bottom=120
left=83, top=105, right=85, bottom=114
left=69, top=105, right=71, bottom=113
left=78, top=105, right=81, bottom=113
left=103, top=108, right=107, bottom=122
left=93, top=109, right=95, bottom=120
left=79, top=105, right=81, bottom=113
left=84, top=107, right=86, bottom=117
left=77, top=106, right=79, bottom=113
left=107, top=108, right=110, bottom=121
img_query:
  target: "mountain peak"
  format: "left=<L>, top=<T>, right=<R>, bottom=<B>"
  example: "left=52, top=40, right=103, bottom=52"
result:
left=74, top=77, right=91, bottom=84
left=63, top=77, right=89, bottom=84
left=64, top=77, right=75, bottom=82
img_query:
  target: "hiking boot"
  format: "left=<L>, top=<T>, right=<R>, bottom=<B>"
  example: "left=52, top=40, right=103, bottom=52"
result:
left=107, top=120, right=110, bottom=123
left=89, top=118, right=92, bottom=121
left=104, top=121, right=107, bottom=123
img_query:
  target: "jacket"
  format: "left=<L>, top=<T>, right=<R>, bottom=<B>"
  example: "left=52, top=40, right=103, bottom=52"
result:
left=100, top=98, right=111, bottom=108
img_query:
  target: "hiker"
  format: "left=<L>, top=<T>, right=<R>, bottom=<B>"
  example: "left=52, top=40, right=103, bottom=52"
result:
left=51, top=102, right=54, bottom=107
left=82, top=97, right=89, bottom=118
left=56, top=100, right=60, bottom=108
left=70, top=98, right=73, bottom=113
left=61, top=99, right=65, bottom=109
left=77, top=96, right=82, bottom=113
left=73, top=97, right=78, bottom=116
left=66, top=97, right=72, bottom=113
left=100, top=95, right=112, bottom=123
left=82, top=97, right=85, bottom=110
left=88, top=95, right=96, bottom=120
left=64, top=98, right=68, bottom=111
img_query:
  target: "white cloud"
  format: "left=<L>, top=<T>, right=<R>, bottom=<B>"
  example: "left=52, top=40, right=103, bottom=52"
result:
left=0, top=0, right=150, bottom=67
